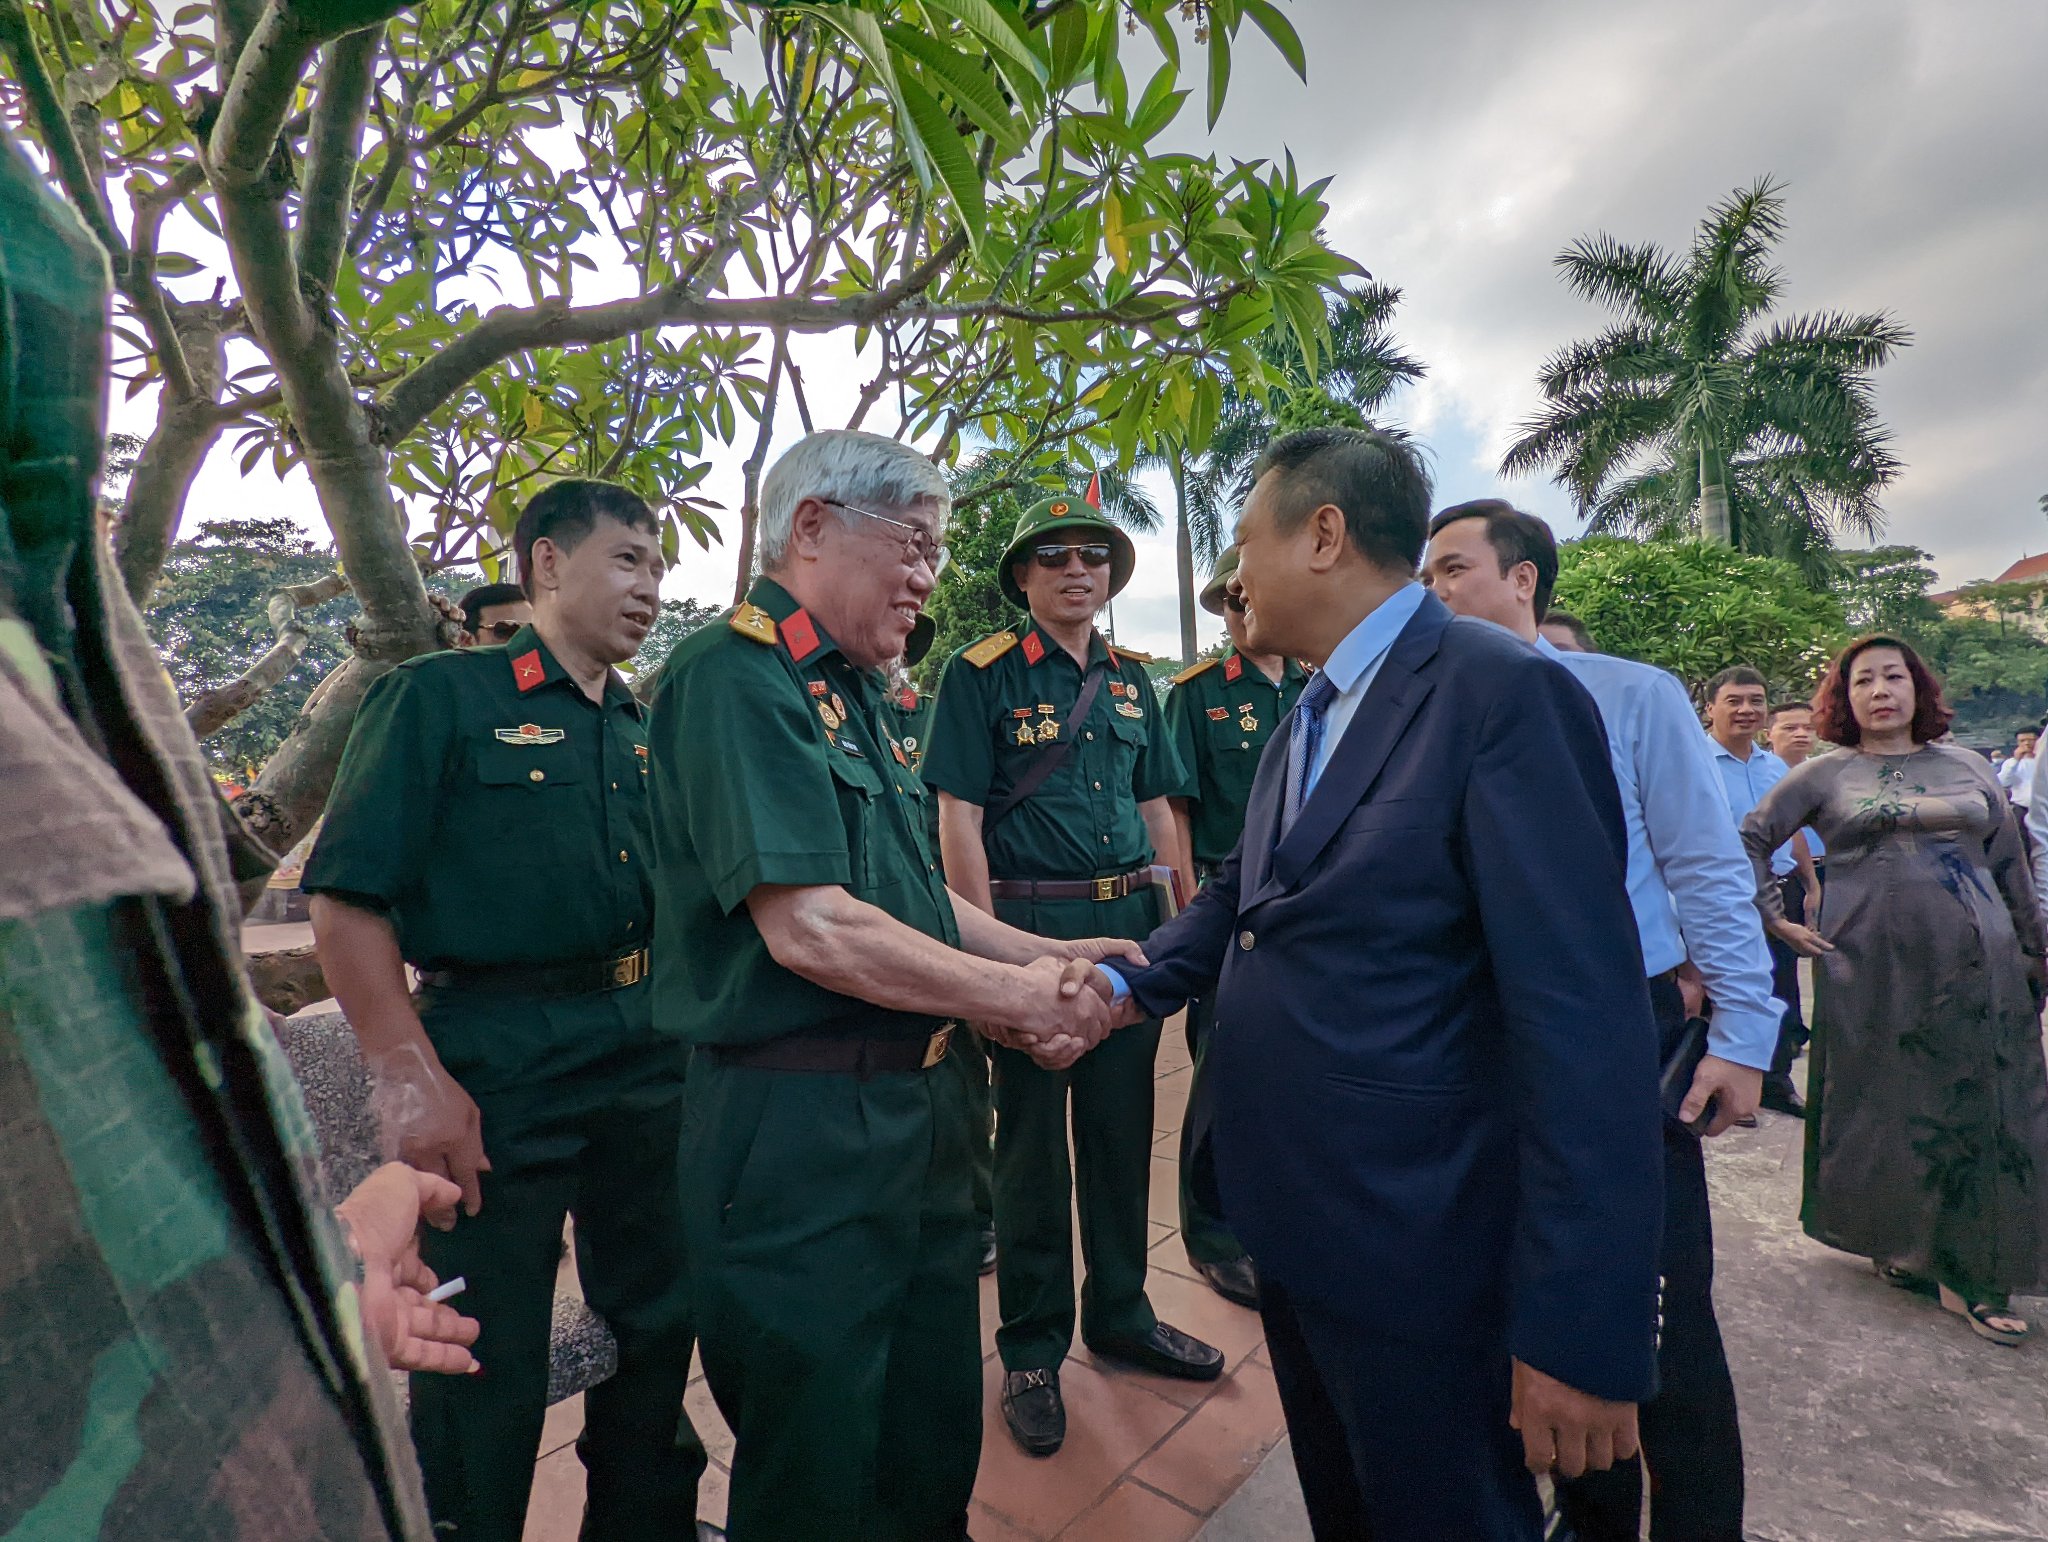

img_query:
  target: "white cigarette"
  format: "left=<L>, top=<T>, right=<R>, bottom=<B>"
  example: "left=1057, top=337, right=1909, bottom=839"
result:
left=426, top=1275, right=467, bottom=1304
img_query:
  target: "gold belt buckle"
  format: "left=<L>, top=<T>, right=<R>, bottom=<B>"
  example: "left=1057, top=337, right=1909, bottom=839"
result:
left=1092, top=876, right=1118, bottom=902
left=611, top=950, right=647, bottom=988
left=922, top=1024, right=955, bottom=1069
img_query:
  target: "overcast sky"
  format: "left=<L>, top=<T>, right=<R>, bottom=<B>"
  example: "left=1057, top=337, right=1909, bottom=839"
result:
left=129, top=0, right=2048, bottom=659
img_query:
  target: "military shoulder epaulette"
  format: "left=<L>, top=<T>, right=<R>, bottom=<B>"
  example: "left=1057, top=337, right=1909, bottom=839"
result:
left=729, top=603, right=778, bottom=645
left=962, top=631, right=1018, bottom=668
left=1111, top=646, right=1154, bottom=666
left=1171, top=656, right=1219, bottom=685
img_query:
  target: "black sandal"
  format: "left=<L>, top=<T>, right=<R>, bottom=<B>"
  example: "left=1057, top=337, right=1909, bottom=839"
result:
left=1873, top=1260, right=1936, bottom=1297
left=1937, top=1283, right=2029, bottom=1346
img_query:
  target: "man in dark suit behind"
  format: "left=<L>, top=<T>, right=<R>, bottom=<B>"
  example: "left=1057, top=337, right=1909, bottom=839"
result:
left=1088, top=428, right=1664, bottom=1540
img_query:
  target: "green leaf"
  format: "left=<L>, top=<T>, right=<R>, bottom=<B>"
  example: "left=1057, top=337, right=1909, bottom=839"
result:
left=788, top=4, right=933, bottom=186
left=919, top=0, right=1048, bottom=87
left=1131, top=64, right=1188, bottom=142
left=882, top=23, right=1025, bottom=153
left=895, top=71, right=988, bottom=248
left=1205, top=22, right=1233, bottom=131
left=1240, top=0, right=1307, bottom=81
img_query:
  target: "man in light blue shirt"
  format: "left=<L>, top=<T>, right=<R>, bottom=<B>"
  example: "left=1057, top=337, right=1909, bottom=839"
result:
left=1424, top=500, right=1774, bottom=1542
left=1703, top=666, right=1816, bottom=1119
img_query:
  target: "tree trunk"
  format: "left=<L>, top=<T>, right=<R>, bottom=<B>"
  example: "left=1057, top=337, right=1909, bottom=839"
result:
left=1171, top=457, right=1197, bottom=665
left=1699, top=440, right=1733, bottom=546
left=117, top=306, right=231, bottom=605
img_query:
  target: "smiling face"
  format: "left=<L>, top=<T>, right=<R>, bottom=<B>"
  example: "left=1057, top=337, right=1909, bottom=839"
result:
left=1847, top=645, right=1916, bottom=739
left=1231, top=470, right=1323, bottom=659
left=803, top=495, right=941, bottom=669
left=1015, top=532, right=1112, bottom=630
left=528, top=515, right=663, bottom=665
left=1706, top=679, right=1769, bottom=746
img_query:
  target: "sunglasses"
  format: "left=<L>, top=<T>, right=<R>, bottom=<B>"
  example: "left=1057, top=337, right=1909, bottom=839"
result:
left=1031, top=543, right=1113, bottom=569
left=1223, top=593, right=1246, bottom=614
left=475, top=620, right=522, bottom=641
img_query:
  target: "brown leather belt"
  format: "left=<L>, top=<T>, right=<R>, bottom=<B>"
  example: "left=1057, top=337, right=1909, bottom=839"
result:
left=415, top=947, right=649, bottom=998
left=709, top=1023, right=956, bottom=1077
left=987, top=865, right=1153, bottom=904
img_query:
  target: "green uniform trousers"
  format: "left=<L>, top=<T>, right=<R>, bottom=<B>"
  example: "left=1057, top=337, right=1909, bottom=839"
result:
left=947, top=1028, right=995, bottom=1227
left=682, top=1048, right=983, bottom=1542
left=990, top=889, right=1162, bottom=1372
left=1177, top=991, right=1246, bottom=1265
left=411, top=993, right=702, bottom=1542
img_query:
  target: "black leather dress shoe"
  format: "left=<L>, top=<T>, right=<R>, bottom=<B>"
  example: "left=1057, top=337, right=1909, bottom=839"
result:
left=1193, top=1254, right=1260, bottom=1309
left=1086, top=1321, right=1225, bottom=1381
left=1760, top=1078, right=1807, bottom=1118
left=979, top=1225, right=998, bottom=1276
left=1002, top=1368, right=1065, bottom=1455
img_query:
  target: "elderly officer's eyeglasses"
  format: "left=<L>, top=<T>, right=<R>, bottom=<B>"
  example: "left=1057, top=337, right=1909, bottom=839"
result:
left=823, top=499, right=950, bottom=578
left=1031, top=543, right=1113, bottom=569
left=1223, top=592, right=1247, bottom=614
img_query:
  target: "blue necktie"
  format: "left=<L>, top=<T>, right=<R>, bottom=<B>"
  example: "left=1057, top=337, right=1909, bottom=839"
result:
left=1282, top=670, right=1338, bottom=836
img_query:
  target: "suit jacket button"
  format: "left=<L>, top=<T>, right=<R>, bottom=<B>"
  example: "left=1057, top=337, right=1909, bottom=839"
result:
left=1238, top=930, right=1255, bottom=951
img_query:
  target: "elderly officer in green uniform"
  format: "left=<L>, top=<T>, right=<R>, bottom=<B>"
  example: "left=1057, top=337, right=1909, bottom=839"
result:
left=885, top=613, right=999, bottom=1276
left=1160, top=545, right=1307, bottom=1309
left=648, top=429, right=1135, bottom=1542
left=304, top=480, right=709, bottom=1542
left=923, top=495, right=1225, bottom=1460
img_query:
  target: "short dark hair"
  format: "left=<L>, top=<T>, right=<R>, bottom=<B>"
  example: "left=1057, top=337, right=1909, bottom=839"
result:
left=1810, top=635, right=1952, bottom=747
left=512, top=479, right=659, bottom=598
left=1250, top=427, right=1433, bottom=575
left=458, top=582, right=526, bottom=637
left=1543, top=609, right=1595, bottom=651
left=1428, top=499, right=1559, bottom=619
left=1768, top=699, right=1814, bottom=722
left=1704, top=665, right=1768, bottom=703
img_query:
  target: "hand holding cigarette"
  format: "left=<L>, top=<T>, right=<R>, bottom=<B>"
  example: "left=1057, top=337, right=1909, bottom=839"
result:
left=336, top=1163, right=483, bottom=1376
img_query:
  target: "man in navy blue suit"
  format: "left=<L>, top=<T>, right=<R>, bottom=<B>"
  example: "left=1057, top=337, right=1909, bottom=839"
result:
left=1087, top=428, right=1664, bottom=1540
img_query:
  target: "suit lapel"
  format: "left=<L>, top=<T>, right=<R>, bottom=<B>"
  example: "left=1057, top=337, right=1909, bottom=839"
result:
left=1245, top=594, right=1450, bottom=910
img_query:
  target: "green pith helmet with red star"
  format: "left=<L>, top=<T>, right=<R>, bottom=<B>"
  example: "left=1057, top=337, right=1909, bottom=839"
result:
left=997, top=494, right=1137, bottom=610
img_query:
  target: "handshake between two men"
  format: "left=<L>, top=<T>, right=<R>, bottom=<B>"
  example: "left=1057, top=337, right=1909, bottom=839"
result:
left=975, top=943, right=1152, bottom=1070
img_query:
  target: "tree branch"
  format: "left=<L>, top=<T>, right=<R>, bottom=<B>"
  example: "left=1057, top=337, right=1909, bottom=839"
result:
left=185, top=570, right=350, bottom=740
left=295, top=24, right=383, bottom=292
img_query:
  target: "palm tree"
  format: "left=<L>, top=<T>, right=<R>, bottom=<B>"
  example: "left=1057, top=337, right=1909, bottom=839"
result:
left=1502, top=178, right=1909, bottom=581
left=1155, top=282, right=1425, bottom=660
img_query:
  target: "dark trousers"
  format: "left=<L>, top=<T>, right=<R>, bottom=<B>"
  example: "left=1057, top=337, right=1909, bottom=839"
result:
left=1764, top=872, right=1811, bottom=1082
left=947, top=1028, right=994, bottom=1228
left=991, top=888, right=1163, bottom=1371
left=1554, top=977, right=1745, bottom=1542
left=1260, top=1277, right=1541, bottom=1541
left=682, top=1051, right=983, bottom=1541
left=412, top=1078, right=703, bottom=1542
left=1179, top=990, right=1246, bottom=1265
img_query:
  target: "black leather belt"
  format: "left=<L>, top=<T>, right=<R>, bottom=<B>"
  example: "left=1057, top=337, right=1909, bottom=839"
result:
left=987, top=864, right=1153, bottom=903
left=415, top=948, right=649, bottom=998
left=709, top=1023, right=956, bottom=1077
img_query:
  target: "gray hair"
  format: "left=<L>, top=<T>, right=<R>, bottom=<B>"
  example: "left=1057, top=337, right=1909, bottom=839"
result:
left=757, top=430, right=950, bottom=572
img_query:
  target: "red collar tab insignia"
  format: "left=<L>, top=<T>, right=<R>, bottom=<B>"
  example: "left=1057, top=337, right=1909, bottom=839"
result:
left=782, top=607, right=823, bottom=664
left=1207, top=706, right=1229, bottom=721
left=495, top=722, right=566, bottom=744
left=808, top=680, right=829, bottom=698
left=1020, top=631, right=1047, bottom=665
left=1223, top=654, right=1243, bottom=682
left=512, top=650, right=547, bottom=693
left=897, top=687, right=918, bottom=712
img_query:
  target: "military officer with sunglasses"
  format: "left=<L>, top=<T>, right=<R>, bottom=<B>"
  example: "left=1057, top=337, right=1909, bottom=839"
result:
left=924, top=496, right=1224, bottom=1459
left=1161, top=545, right=1308, bottom=1309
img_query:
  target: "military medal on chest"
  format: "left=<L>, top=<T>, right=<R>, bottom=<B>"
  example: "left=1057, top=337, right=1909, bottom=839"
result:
left=1036, top=704, right=1060, bottom=743
left=1237, top=702, right=1258, bottom=732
